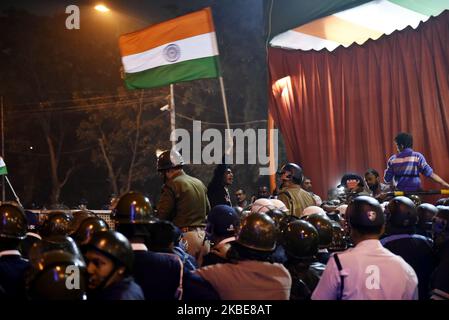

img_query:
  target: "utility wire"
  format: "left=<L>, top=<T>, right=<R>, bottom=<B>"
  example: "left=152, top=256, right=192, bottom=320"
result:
left=176, top=113, right=267, bottom=126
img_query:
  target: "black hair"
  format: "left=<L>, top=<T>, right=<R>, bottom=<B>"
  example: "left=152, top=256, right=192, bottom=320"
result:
left=394, top=132, right=413, bottom=149
left=365, top=168, right=380, bottom=178
left=208, top=164, right=232, bottom=189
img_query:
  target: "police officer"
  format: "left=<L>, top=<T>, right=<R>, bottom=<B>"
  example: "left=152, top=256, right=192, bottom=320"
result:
left=28, top=234, right=83, bottom=265
left=147, top=220, right=198, bottom=272
left=266, top=208, right=288, bottom=264
left=282, top=219, right=325, bottom=300
left=0, top=203, right=30, bottom=299
left=68, top=210, right=97, bottom=236
left=26, top=250, right=87, bottom=300
left=303, top=213, right=333, bottom=264
left=381, top=196, right=436, bottom=299
left=20, top=210, right=42, bottom=259
left=202, top=205, right=240, bottom=266
left=113, top=191, right=184, bottom=300
left=329, top=220, right=348, bottom=252
left=277, top=163, right=315, bottom=217
left=195, top=212, right=292, bottom=300
left=156, top=149, right=210, bottom=260
left=433, top=205, right=449, bottom=254
left=312, top=196, right=418, bottom=300
left=40, top=211, right=73, bottom=238
left=84, top=230, right=144, bottom=300
left=430, top=206, right=449, bottom=299
left=416, top=203, right=438, bottom=238
left=73, top=216, right=109, bottom=246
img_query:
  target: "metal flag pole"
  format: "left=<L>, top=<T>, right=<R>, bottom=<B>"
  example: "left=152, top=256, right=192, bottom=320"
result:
left=211, top=15, right=233, bottom=161
left=4, top=176, right=22, bottom=207
left=218, top=76, right=233, bottom=160
left=170, top=84, right=176, bottom=149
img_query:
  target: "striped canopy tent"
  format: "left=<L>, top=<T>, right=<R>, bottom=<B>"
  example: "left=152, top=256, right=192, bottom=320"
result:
left=269, top=0, right=449, bottom=51
left=267, top=0, right=449, bottom=199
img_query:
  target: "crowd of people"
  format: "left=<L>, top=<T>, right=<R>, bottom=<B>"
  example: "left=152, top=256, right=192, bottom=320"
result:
left=1, top=132, right=449, bottom=300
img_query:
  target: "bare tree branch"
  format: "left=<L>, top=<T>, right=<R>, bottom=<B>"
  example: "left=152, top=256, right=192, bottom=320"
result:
left=60, top=165, right=77, bottom=188
left=126, top=90, right=143, bottom=192
left=98, top=132, right=119, bottom=195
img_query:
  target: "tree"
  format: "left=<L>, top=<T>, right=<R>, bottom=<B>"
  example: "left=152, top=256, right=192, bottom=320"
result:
left=77, top=88, right=170, bottom=196
left=0, top=9, right=124, bottom=205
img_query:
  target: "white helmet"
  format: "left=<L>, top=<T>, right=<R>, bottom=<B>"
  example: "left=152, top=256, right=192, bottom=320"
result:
left=302, top=205, right=326, bottom=218
left=251, top=198, right=275, bottom=214
left=270, top=199, right=288, bottom=213
left=335, top=204, right=348, bottom=218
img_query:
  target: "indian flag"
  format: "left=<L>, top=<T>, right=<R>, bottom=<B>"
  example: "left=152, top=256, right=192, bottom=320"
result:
left=0, top=157, right=7, bottom=175
left=119, top=7, right=220, bottom=89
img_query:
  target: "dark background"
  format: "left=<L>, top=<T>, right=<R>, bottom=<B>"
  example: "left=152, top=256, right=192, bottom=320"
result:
left=0, top=0, right=287, bottom=208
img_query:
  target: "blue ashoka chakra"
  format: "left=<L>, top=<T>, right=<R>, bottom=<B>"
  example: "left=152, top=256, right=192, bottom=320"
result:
left=163, top=44, right=181, bottom=62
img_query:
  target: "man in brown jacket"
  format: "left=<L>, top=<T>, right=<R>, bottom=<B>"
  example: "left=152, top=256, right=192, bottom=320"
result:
left=277, top=163, right=315, bottom=217
left=156, top=149, right=210, bottom=261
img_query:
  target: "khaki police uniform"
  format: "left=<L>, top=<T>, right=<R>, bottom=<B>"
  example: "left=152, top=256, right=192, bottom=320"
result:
left=156, top=171, right=210, bottom=261
left=278, top=185, right=315, bottom=217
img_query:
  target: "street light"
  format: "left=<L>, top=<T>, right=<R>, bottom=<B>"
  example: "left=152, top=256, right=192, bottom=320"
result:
left=94, top=4, right=110, bottom=13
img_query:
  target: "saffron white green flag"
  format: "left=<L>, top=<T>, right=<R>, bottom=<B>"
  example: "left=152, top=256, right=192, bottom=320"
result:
left=0, top=157, right=7, bottom=175
left=119, top=7, right=220, bottom=89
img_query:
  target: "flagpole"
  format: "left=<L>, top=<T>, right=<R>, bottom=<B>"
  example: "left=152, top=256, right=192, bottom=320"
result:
left=218, top=76, right=233, bottom=159
left=5, top=176, right=22, bottom=207
left=1, top=96, right=4, bottom=202
left=170, top=84, right=176, bottom=149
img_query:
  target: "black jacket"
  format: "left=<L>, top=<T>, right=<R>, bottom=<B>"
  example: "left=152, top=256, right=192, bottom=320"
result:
left=0, top=253, right=30, bottom=299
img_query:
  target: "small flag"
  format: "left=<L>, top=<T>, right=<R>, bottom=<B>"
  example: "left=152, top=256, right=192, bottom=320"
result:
left=119, top=7, right=220, bottom=89
left=0, top=157, right=7, bottom=175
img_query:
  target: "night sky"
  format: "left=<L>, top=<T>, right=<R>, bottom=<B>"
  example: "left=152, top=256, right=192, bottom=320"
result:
left=0, top=0, right=271, bottom=207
